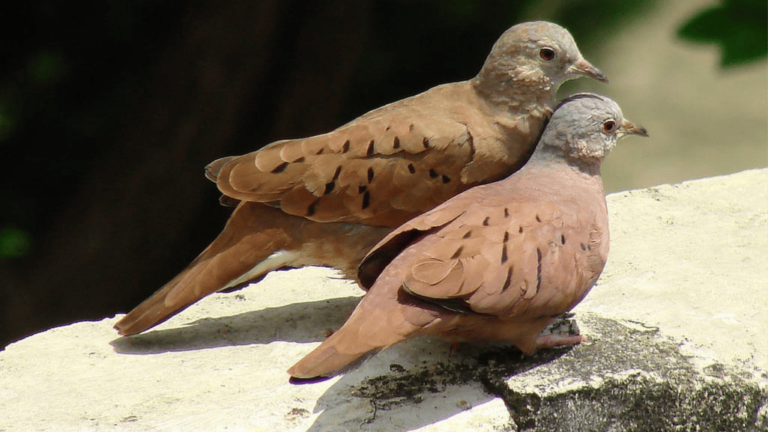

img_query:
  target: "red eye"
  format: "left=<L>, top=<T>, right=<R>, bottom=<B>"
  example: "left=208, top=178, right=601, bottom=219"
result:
left=603, top=120, right=616, bottom=133
left=539, top=47, right=556, bottom=61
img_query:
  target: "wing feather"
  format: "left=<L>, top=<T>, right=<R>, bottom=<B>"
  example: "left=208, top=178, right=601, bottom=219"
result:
left=361, top=184, right=606, bottom=319
left=210, top=88, right=481, bottom=227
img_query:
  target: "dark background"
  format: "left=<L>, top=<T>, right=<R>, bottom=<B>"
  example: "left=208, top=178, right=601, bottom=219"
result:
left=1, top=0, right=765, bottom=348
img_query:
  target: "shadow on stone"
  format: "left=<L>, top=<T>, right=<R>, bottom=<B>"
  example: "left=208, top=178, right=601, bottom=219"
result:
left=303, top=314, right=768, bottom=431
left=110, top=295, right=360, bottom=354
left=306, top=342, right=574, bottom=431
left=108, top=293, right=767, bottom=431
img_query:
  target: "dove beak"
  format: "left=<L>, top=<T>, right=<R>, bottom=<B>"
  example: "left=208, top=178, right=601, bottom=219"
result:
left=569, top=58, right=609, bottom=84
left=619, top=119, right=649, bottom=138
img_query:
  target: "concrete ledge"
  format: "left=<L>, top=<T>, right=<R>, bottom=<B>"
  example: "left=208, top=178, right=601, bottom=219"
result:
left=1, top=169, right=766, bottom=431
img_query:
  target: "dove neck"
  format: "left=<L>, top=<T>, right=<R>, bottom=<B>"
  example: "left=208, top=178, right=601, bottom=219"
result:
left=470, top=71, right=554, bottom=114
left=525, top=144, right=603, bottom=178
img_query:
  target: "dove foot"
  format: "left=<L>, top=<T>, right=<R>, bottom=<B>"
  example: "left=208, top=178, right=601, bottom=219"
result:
left=535, top=333, right=588, bottom=350
left=448, top=342, right=462, bottom=356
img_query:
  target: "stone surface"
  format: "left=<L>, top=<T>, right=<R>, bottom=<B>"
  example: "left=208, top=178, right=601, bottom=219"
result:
left=1, top=169, right=767, bottom=431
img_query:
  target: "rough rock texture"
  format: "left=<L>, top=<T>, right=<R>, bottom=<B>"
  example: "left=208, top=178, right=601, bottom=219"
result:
left=1, top=169, right=766, bottom=432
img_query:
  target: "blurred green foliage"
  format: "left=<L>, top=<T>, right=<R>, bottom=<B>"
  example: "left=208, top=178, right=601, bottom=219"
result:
left=678, top=0, right=768, bottom=67
left=0, top=103, right=14, bottom=141
left=0, top=227, right=32, bottom=259
left=0, top=0, right=185, bottom=257
left=28, top=51, right=68, bottom=85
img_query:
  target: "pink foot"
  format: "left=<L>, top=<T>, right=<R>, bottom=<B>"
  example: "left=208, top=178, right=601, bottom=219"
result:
left=535, top=333, right=588, bottom=350
left=448, top=342, right=462, bottom=356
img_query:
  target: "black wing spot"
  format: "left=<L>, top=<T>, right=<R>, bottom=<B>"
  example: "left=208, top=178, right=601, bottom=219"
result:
left=561, top=234, right=566, bottom=245
left=307, top=200, right=320, bottom=217
left=519, top=226, right=524, bottom=234
left=423, top=137, right=430, bottom=148
left=441, top=175, right=450, bottom=184
left=271, top=162, right=289, bottom=174
left=366, top=140, right=375, bottom=156
left=407, top=163, right=416, bottom=174
left=429, top=169, right=438, bottom=179
left=362, top=191, right=371, bottom=209
left=409, top=123, right=415, bottom=131
left=580, top=243, right=587, bottom=251
left=385, top=125, right=391, bottom=132
left=501, top=245, right=508, bottom=264
left=367, top=167, right=375, bottom=183
left=483, top=217, right=490, bottom=226
left=292, top=156, right=305, bottom=163
left=341, top=140, right=351, bottom=153
left=450, top=246, right=464, bottom=259
left=501, top=267, right=513, bottom=292
left=535, top=214, right=542, bottom=223
left=358, top=185, right=367, bottom=194
left=332, top=165, right=342, bottom=180
left=503, top=231, right=509, bottom=243
left=504, top=207, right=510, bottom=217
left=323, top=182, right=335, bottom=195
left=462, top=230, right=472, bottom=239
left=536, top=248, right=543, bottom=294
left=316, top=148, right=325, bottom=155
left=393, top=136, right=400, bottom=149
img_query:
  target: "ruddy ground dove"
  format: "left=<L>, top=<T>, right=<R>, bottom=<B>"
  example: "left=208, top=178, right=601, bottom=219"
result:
left=114, top=22, right=607, bottom=336
left=288, top=93, right=648, bottom=379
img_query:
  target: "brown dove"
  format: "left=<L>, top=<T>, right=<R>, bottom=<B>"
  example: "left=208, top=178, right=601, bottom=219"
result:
left=288, top=93, right=648, bottom=379
left=114, top=21, right=607, bottom=336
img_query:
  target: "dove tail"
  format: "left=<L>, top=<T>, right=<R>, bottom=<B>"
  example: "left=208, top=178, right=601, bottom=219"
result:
left=114, top=202, right=300, bottom=336
left=287, top=329, right=383, bottom=379
left=204, top=156, right=236, bottom=183
left=288, top=287, right=435, bottom=379
left=287, top=339, right=379, bottom=380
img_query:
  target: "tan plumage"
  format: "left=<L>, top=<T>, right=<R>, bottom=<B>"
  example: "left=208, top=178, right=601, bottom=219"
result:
left=112, top=202, right=393, bottom=336
left=288, top=93, right=649, bottom=379
left=115, top=21, right=607, bottom=337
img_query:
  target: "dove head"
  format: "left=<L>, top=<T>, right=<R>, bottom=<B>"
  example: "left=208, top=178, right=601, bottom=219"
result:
left=474, top=22, right=607, bottom=109
left=534, top=93, right=648, bottom=166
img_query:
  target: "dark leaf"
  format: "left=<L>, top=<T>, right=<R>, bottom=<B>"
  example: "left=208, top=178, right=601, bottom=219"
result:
left=677, top=8, right=724, bottom=42
left=678, top=0, right=768, bottom=67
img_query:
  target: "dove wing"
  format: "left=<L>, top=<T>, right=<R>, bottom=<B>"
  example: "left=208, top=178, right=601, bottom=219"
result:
left=212, top=112, right=472, bottom=226
left=207, top=82, right=543, bottom=227
left=361, top=182, right=607, bottom=319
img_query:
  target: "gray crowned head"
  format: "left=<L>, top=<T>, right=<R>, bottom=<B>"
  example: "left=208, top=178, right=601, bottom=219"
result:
left=473, top=21, right=608, bottom=107
left=535, top=93, right=648, bottom=163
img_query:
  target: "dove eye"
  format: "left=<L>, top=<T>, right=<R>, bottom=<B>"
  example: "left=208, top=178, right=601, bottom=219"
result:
left=603, top=120, right=616, bottom=134
left=539, top=47, right=556, bottom=61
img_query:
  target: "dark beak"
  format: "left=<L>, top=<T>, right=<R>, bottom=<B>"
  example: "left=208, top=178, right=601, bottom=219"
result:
left=619, top=119, right=649, bottom=138
left=569, top=58, right=609, bottom=84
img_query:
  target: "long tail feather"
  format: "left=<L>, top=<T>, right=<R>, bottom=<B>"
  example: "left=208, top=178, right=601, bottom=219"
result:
left=288, top=286, right=435, bottom=378
left=114, top=202, right=298, bottom=336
